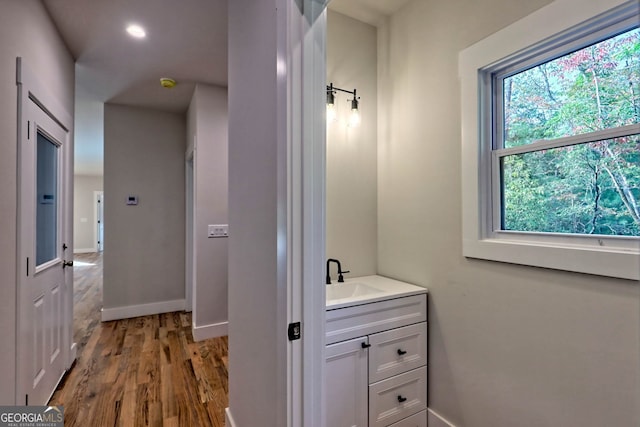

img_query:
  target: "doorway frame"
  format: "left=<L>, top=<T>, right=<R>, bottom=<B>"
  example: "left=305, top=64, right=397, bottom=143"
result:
left=185, top=147, right=195, bottom=313
left=225, top=1, right=329, bottom=425
left=290, top=1, right=330, bottom=425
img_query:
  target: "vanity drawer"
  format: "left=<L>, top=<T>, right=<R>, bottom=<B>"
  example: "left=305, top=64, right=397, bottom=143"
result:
left=369, top=367, right=427, bottom=427
left=326, top=294, right=427, bottom=345
left=387, top=410, right=427, bottom=427
left=369, top=323, right=427, bottom=383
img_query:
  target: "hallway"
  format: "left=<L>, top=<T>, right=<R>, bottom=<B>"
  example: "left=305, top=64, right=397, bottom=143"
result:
left=49, top=253, right=229, bottom=426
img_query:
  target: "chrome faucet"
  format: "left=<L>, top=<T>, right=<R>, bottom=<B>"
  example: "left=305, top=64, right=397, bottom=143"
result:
left=326, top=258, right=350, bottom=284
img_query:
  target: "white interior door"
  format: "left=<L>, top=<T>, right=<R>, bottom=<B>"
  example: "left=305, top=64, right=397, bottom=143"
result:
left=17, top=59, right=73, bottom=405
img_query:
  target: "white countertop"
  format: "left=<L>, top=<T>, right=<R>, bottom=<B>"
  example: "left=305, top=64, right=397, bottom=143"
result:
left=325, top=275, right=428, bottom=310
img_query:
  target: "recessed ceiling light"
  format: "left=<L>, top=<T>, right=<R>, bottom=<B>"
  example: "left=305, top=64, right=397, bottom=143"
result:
left=126, top=24, right=146, bottom=39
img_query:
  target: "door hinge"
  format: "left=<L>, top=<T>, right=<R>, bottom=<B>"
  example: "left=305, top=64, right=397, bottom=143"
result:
left=288, top=322, right=301, bottom=341
left=26, top=257, right=29, bottom=276
left=27, top=121, right=30, bottom=140
left=25, top=394, right=28, bottom=406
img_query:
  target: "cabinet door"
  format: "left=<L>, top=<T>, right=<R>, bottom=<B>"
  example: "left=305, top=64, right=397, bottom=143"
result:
left=326, top=337, right=369, bottom=427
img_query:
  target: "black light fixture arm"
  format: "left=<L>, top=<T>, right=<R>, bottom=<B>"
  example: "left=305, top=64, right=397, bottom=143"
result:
left=327, top=82, right=357, bottom=96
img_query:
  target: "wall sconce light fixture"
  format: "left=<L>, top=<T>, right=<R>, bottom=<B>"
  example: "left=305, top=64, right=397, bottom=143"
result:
left=326, top=83, right=361, bottom=127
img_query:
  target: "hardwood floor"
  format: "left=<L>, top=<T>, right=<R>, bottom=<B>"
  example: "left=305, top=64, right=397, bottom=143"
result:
left=49, top=252, right=229, bottom=427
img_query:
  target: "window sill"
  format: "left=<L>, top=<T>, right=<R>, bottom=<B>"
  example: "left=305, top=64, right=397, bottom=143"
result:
left=463, top=237, right=639, bottom=281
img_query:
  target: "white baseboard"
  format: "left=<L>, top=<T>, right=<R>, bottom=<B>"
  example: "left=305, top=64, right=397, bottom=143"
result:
left=225, top=408, right=236, bottom=427
left=73, top=248, right=96, bottom=254
left=193, top=320, right=228, bottom=341
left=101, top=299, right=185, bottom=321
left=428, top=408, right=457, bottom=427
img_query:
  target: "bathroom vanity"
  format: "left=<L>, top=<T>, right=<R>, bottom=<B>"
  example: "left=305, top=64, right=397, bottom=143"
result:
left=325, top=276, right=428, bottom=427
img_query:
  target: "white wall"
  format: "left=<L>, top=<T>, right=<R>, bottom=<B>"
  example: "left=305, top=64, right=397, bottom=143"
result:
left=326, top=11, right=378, bottom=278
left=103, top=104, right=186, bottom=318
left=227, top=0, right=288, bottom=424
left=74, top=175, right=103, bottom=252
left=0, top=0, right=74, bottom=404
left=377, top=1, right=640, bottom=426
left=74, top=85, right=104, bottom=175
left=186, top=84, right=228, bottom=339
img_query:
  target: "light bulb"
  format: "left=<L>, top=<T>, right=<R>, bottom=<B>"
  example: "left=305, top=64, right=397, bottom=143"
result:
left=348, top=94, right=360, bottom=127
left=348, top=108, right=360, bottom=127
left=327, top=103, right=337, bottom=123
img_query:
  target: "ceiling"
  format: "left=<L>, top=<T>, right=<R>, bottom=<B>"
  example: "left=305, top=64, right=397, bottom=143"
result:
left=43, top=0, right=227, bottom=175
left=329, top=0, right=413, bottom=27
left=43, top=0, right=228, bottom=113
left=42, top=0, right=408, bottom=175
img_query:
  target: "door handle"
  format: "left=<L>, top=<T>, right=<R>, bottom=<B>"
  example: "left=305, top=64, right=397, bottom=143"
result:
left=397, top=349, right=407, bottom=356
left=63, top=260, right=73, bottom=268
left=397, top=395, right=408, bottom=403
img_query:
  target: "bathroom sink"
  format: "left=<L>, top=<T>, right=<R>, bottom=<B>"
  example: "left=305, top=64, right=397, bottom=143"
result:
left=325, top=275, right=428, bottom=310
left=326, top=282, right=383, bottom=301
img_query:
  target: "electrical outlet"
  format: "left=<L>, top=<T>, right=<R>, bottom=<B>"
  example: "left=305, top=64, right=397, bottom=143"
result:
left=208, top=224, right=229, bottom=238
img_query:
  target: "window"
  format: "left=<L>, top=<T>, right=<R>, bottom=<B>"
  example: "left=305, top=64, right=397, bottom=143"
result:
left=460, top=0, right=639, bottom=280
left=495, top=28, right=639, bottom=238
left=36, top=131, right=60, bottom=266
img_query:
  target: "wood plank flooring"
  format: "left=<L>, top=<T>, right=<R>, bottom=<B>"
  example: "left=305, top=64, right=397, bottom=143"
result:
left=49, top=252, right=229, bottom=427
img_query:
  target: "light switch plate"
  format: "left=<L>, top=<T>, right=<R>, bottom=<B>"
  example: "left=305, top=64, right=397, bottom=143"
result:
left=208, top=224, right=229, bottom=238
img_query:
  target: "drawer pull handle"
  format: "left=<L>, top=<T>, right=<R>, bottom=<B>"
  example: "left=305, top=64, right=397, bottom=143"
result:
left=397, top=395, right=408, bottom=403
left=361, top=342, right=371, bottom=349
left=397, top=349, right=407, bottom=356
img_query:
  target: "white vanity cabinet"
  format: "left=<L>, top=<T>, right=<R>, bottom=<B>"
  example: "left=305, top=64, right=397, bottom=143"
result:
left=326, top=292, right=428, bottom=427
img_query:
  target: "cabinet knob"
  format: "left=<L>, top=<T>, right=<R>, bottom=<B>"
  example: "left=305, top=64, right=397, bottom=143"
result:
left=361, top=342, right=371, bottom=349
left=397, top=395, right=407, bottom=403
left=397, top=349, right=407, bottom=356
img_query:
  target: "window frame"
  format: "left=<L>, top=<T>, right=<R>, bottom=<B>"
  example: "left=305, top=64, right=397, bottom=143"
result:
left=460, top=0, right=639, bottom=280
